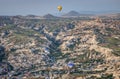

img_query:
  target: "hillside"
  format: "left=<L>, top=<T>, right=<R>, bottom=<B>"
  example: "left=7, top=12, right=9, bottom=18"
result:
left=63, top=11, right=80, bottom=17
left=62, top=11, right=94, bottom=17
left=43, top=14, right=58, bottom=19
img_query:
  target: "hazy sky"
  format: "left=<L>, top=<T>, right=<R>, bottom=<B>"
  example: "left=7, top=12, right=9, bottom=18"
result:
left=0, top=0, right=120, bottom=15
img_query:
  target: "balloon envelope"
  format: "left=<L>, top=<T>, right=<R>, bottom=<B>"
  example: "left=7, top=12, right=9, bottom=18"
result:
left=57, top=6, right=62, bottom=11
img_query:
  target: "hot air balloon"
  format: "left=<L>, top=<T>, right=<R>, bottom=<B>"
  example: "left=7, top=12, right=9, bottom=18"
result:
left=67, top=61, right=74, bottom=68
left=57, top=6, right=62, bottom=11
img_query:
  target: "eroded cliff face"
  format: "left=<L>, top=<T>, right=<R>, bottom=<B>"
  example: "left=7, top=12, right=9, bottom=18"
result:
left=0, top=45, right=5, bottom=61
left=0, top=45, right=13, bottom=75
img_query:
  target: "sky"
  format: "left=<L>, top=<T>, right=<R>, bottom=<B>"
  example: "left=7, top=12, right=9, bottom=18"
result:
left=0, top=0, right=120, bottom=15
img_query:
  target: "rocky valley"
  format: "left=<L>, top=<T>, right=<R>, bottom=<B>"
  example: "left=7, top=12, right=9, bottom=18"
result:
left=0, top=15, right=120, bottom=79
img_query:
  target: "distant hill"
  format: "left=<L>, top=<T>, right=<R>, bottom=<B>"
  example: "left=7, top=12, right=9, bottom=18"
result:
left=62, top=11, right=80, bottom=17
left=26, top=15, right=37, bottom=17
left=116, top=13, right=120, bottom=16
left=98, top=13, right=120, bottom=17
left=62, top=11, right=94, bottom=17
left=43, top=14, right=58, bottom=19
